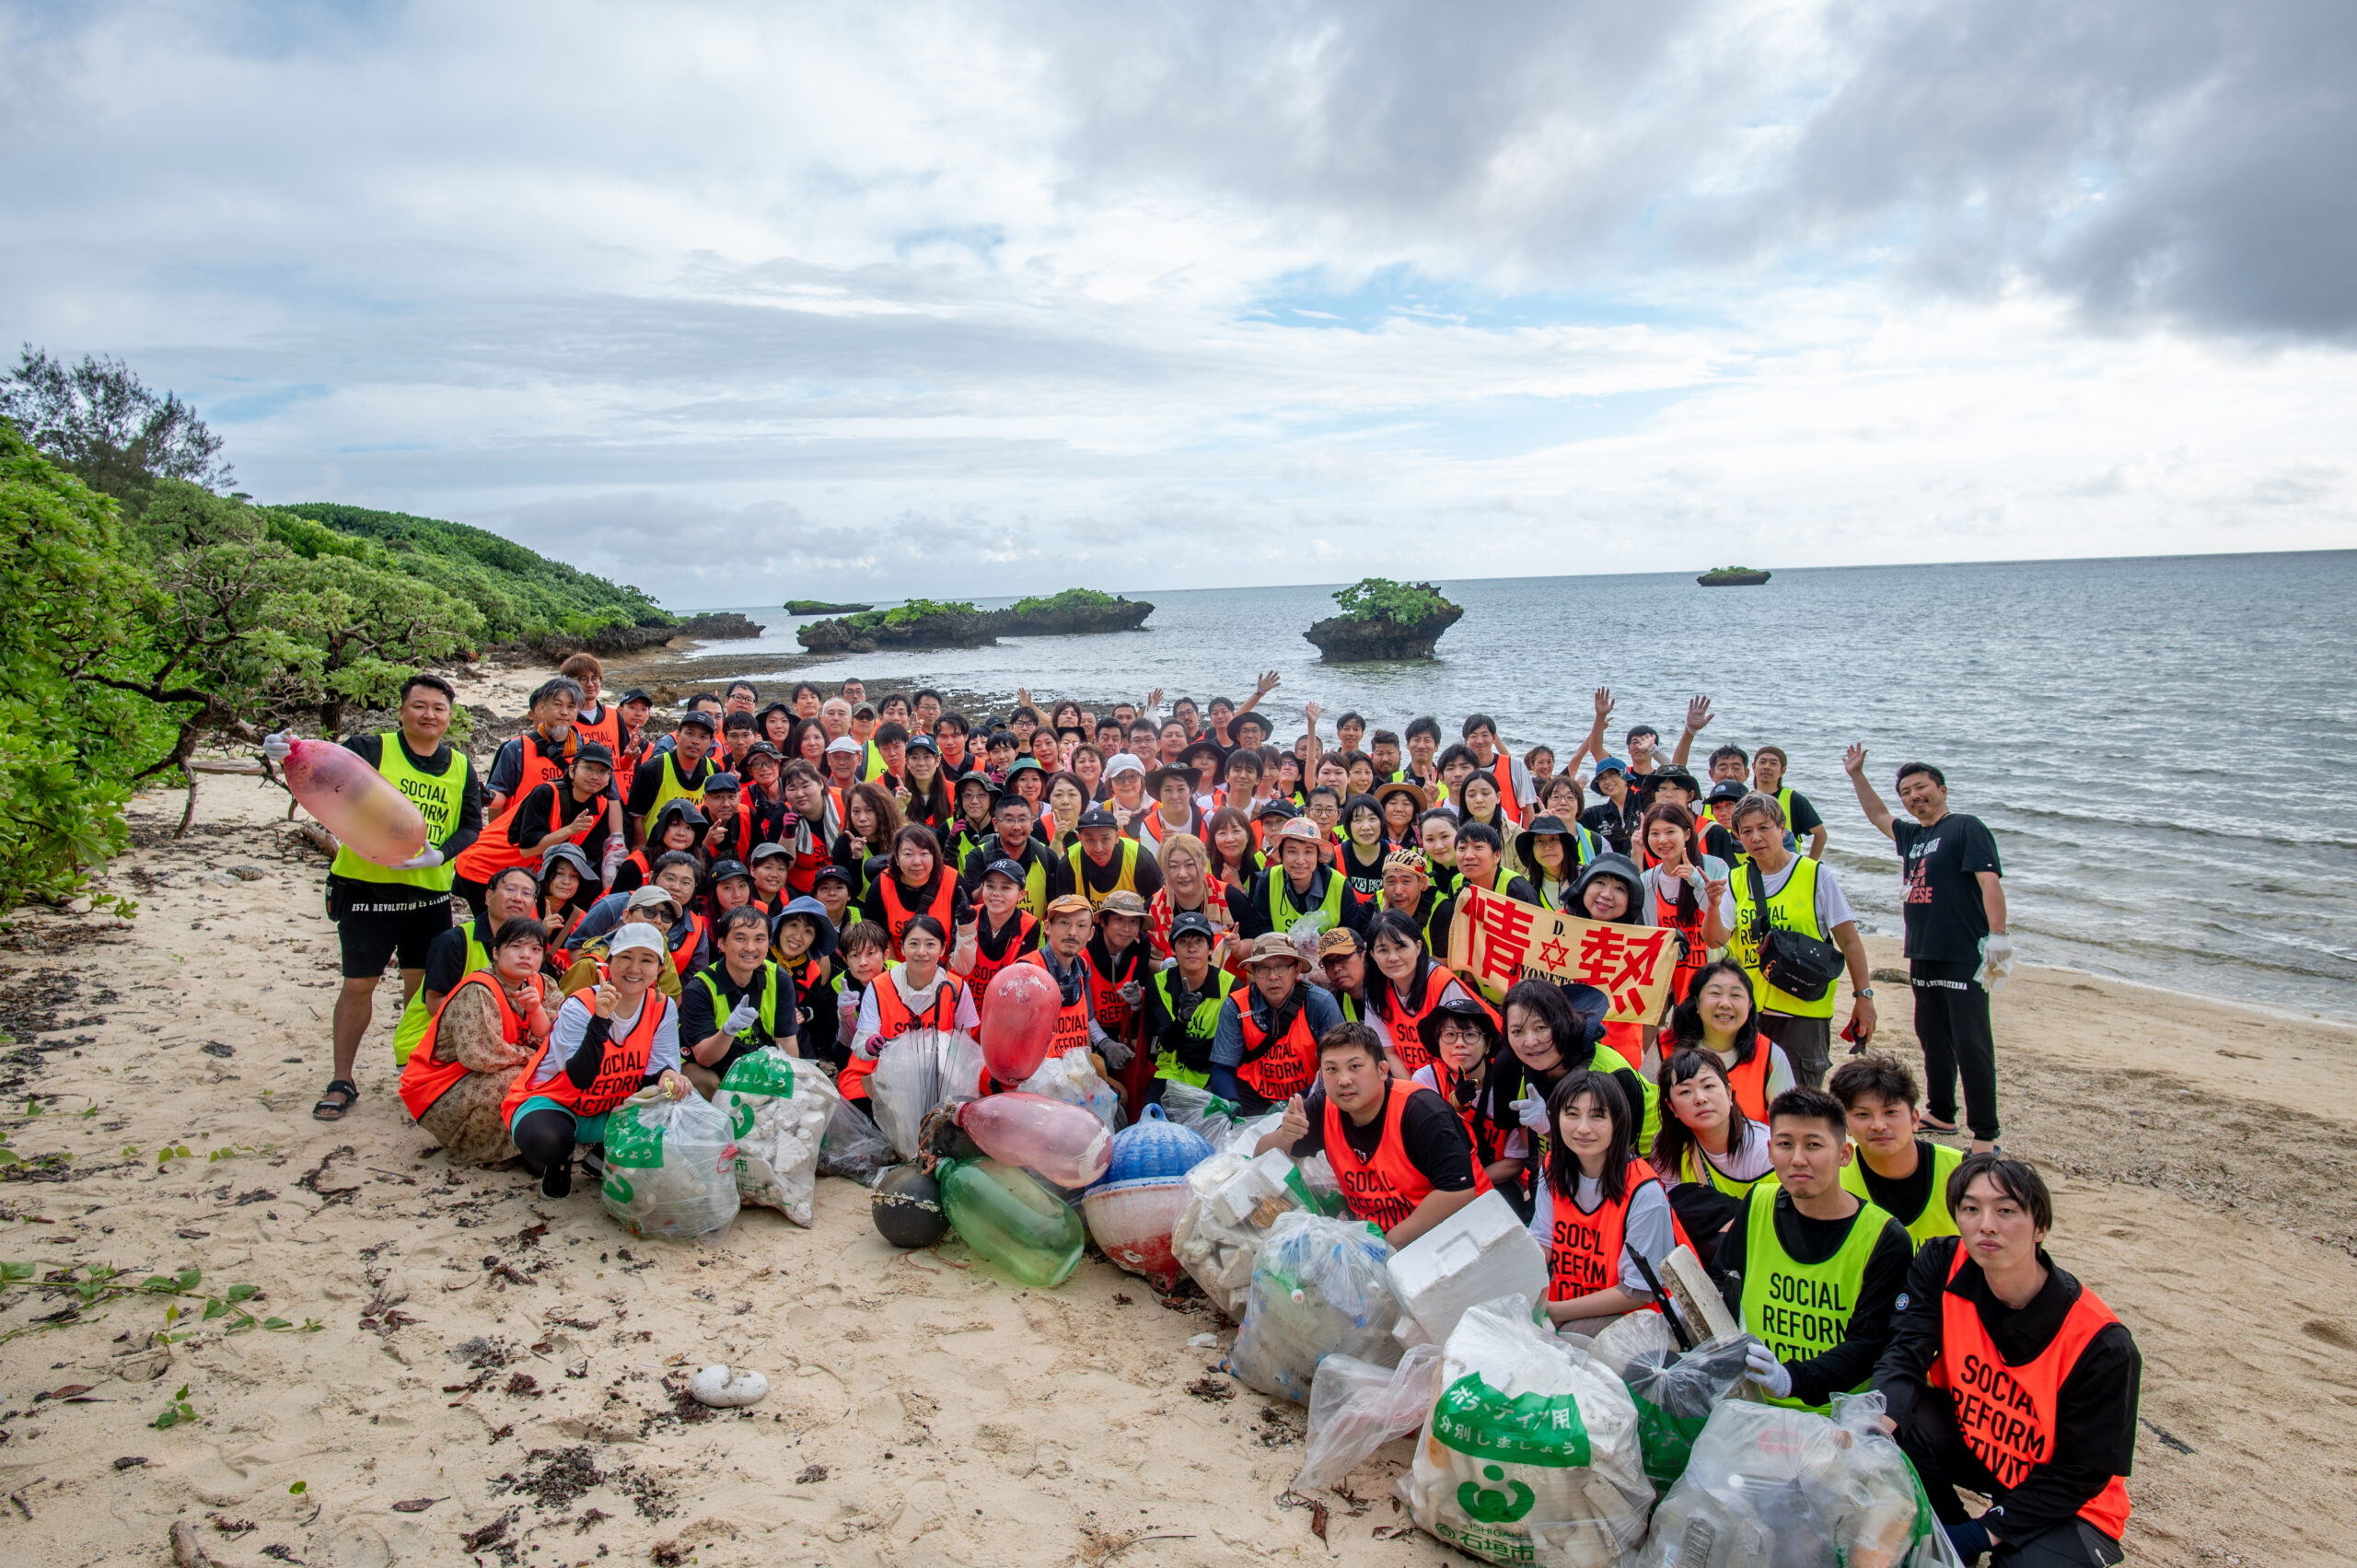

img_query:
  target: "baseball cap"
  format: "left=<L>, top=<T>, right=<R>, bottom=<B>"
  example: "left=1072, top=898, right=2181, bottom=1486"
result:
left=906, top=731, right=938, bottom=753
left=1167, top=911, right=1217, bottom=946
left=742, top=740, right=781, bottom=762
left=608, top=922, right=667, bottom=957
left=676, top=709, right=715, bottom=733
left=1075, top=806, right=1120, bottom=831
left=573, top=742, right=615, bottom=769
left=1103, top=752, right=1146, bottom=779
left=1318, top=927, right=1363, bottom=958
left=618, top=688, right=653, bottom=706
left=981, top=857, right=1027, bottom=886
left=706, top=858, right=749, bottom=883
left=1707, top=778, right=1748, bottom=803
left=1255, top=797, right=1297, bottom=821
left=1044, top=893, right=1094, bottom=920
left=1097, top=889, right=1148, bottom=919
left=812, top=864, right=853, bottom=887
left=851, top=702, right=877, bottom=719
left=703, top=772, right=740, bottom=792
left=1271, top=817, right=1323, bottom=845
left=748, top=842, right=792, bottom=864
left=825, top=736, right=863, bottom=755
left=625, top=886, right=679, bottom=913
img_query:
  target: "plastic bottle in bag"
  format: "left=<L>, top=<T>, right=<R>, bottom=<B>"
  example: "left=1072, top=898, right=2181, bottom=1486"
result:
left=817, top=1096, right=897, bottom=1185
left=598, top=1088, right=741, bottom=1242
left=1228, top=1211, right=1402, bottom=1404
left=937, top=1156, right=1086, bottom=1288
left=1297, top=1341, right=1444, bottom=1491
left=1404, top=1295, right=1654, bottom=1567
left=720, top=1048, right=836, bottom=1226
left=958, top=1090, right=1114, bottom=1189
left=869, top=1028, right=987, bottom=1158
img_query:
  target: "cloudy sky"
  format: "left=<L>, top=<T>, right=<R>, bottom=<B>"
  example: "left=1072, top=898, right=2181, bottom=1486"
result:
left=6, top=0, right=2353, bottom=608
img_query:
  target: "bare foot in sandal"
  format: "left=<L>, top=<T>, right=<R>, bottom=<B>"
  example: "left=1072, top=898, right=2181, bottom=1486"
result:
left=314, top=1078, right=359, bottom=1121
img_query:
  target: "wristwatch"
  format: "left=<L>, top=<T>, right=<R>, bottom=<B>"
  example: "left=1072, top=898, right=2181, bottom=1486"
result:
left=1854, top=986, right=1875, bottom=999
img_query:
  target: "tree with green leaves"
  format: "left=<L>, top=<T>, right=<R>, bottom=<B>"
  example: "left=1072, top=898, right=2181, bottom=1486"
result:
left=0, top=346, right=231, bottom=517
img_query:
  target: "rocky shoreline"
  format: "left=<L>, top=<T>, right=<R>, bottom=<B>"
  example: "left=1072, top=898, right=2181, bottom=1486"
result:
left=795, top=597, right=1153, bottom=654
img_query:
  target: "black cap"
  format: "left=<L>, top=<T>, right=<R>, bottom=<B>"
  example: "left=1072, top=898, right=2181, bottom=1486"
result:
left=906, top=731, right=939, bottom=752
left=703, top=772, right=740, bottom=791
left=1255, top=797, right=1297, bottom=820
left=1075, top=806, right=1120, bottom=830
left=618, top=688, right=653, bottom=706
left=676, top=709, right=716, bottom=732
left=573, top=742, right=615, bottom=769
left=707, top=859, right=749, bottom=883
left=812, top=864, right=853, bottom=887
left=1707, top=778, right=1748, bottom=803
left=981, top=857, right=1028, bottom=885
left=1167, top=911, right=1217, bottom=946
left=742, top=740, right=781, bottom=761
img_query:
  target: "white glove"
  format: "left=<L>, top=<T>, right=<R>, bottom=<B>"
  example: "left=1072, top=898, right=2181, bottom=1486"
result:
left=1117, top=981, right=1144, bottom=1009
left=1511, top=1095, right=1550, bottom=1134
left=721, top=1000, right=761, bottom=1039
left=395, top=846, right=444, bottom=871
left=261, top=730, right=295, bottom=763
left=1976, top=933, right=2015, bottom=993
left=1744, top=1341, right=1794, bottom=1400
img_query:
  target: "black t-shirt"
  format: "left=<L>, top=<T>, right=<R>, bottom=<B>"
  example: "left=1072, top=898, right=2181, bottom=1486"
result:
left=1579, top=799, right=1637, bottom=855
left=1712, top=1191, right=1914, bottom=1407
left=1853, top=1141, right=1945, bottom=1233
left=505, top=781, right=619, bottom=861
left=1783, top=789, right=1824, bottom=837
left=678, top=959, right=797, bottom=1071
left=1288, top=1082, right=1478, bottom=1193
left=1891, top=813, right=2002, bottom=962
left=421, top=918, right=494, bottom=998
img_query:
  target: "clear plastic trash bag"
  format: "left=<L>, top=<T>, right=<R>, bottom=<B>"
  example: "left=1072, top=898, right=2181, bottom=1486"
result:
left=718, top=1048, right=835, bottom=1226
left=869, top=1028, right=986, bottom=1158
left=1638, top=1391, right=1966, bottom=1568
left=816, top=1096, right=896, bottom=1186
left=1403, top=1294, right=1654, bottom=1567
left=1297, top=1340, right=1444, bottom=1491
left=1155, top=1082, right=1241, bottom=1146
left=1228, top=1211, right=1402, bottom=1404
left=1019, top=1046, right=1122, bottom=1131
left=598, top=1087, right=740, bottom=1243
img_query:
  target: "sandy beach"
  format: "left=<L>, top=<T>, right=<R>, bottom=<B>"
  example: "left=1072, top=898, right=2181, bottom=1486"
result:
left=0, top=706, right=2351, bottom=1567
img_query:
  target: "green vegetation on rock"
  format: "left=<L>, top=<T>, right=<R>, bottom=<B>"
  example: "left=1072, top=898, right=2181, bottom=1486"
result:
left=1329, top=577, right=1457, bottom=623
left=1008, top=587, right=1120, bottom=616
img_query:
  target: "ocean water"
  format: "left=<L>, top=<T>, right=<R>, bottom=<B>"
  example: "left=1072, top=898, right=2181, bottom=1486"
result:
left=684, top=552, right=2357, bottom=1014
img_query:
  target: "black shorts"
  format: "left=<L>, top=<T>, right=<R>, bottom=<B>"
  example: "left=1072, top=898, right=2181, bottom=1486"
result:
left=332, top=883, right=457, bottom=979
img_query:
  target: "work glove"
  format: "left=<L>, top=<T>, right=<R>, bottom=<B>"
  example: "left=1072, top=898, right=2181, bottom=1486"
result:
left=721, top=1000, right=761, bottom=1039
left=1743, top=1340, right=1794, bottom=1400
left=600, top=837, right=627, bottom=889
left=395, top=846, right=445, bottom=871
left=1117, top=981, right=1144, bottom=1010
left=1975, top=934, right=2015, bottom=994
left=1097, top=1035, right=1134, bottom=1071
left=1510, top=1096, right=1550, bottom=1135
left=261, top=730, right=295, bottom=764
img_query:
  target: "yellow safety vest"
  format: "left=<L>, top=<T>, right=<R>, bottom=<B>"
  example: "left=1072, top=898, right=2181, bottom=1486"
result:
left=641, top=750, right=708, bottom=824
left=1725, top=854, right=1837, bottom=1019
left=1839, top=1141, right=1963, bottom=1249
left=330, top=736, right=463, bottom=891
left=390, top=920, right=490, bottom=1065
left=1737, top=1184, right=1895, bottom=1411
left=1066, top=838, right=1141, bottom=907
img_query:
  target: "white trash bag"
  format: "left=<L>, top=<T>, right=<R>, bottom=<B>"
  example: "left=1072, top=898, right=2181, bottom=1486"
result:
left=1228, top=1211, right=1402, bottom=1404
left=1019, top=1046, right=1122, bottom=1131
left=718, top=1048, right=836, bottom=1226
left=1404, top=1294, right=1653, bottom=1567
left=1639, top=1391, right=1965, bottom=1568
left=1297, top=1341, right=1444, bottom=1491
left=868, top=1028, right=986, bottom=1159
left=1174, top=1147, right=1349, bottom=1318
left=598, top=1087, right=740, bottom=1242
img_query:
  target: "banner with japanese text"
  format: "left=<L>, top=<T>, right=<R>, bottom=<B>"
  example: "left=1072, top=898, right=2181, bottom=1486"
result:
left=1445, top=884, right=1685, bottom=1023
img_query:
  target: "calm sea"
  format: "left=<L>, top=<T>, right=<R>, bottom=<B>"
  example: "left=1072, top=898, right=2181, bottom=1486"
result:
left=683, top=552, right=2357, bottom=1015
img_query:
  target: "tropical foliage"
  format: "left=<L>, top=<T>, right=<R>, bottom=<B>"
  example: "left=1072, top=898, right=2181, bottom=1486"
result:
left=1329, top=577, right=1457, bottom=623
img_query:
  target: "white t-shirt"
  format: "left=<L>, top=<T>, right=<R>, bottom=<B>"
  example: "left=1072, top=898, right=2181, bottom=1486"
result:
left=852, top=965, right=982, bottom=1057
left=1675, top=1119, right=1776, bottom=1186
left=1527, top=1171, right=1675, bottom=1297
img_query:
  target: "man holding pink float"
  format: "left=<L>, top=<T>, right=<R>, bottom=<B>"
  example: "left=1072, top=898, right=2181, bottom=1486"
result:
left=266, top=672, right=484, bottom=1122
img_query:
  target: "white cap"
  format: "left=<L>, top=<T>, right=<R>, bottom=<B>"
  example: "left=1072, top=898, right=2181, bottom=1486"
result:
left=825, top=736, right=863, bottom=755
left=1104, top=751, right=1146, bottom=779
left=608, top=922, right=667, bottom=958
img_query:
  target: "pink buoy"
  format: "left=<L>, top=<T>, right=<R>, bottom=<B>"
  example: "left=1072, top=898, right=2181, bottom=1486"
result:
left=955, top=1091, right=1112, bottom=1189
left=980, top=963, right=1060, bottom=1085
left=280, top=737, right=430, bottom=867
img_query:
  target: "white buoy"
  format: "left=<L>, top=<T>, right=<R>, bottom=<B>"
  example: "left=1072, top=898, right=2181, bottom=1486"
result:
left=687, top=1365, right=768, bottom=1408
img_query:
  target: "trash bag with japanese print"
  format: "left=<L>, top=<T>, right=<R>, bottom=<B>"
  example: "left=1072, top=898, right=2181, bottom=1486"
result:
left=719, top=1047, right=836, bottom=1226
left=1402, top=1294, right=1653, bottom=1567
left=598, top=1087, right=740, bottom=1243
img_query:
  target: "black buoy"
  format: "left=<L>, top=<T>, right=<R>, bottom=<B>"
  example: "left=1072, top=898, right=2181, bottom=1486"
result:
left=871, top=1164, right=948, bottom=1249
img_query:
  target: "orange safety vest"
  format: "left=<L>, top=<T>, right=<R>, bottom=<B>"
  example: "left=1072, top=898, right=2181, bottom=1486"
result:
left=1542, top=1158, right=1687, bottom=1306
left=401, top=970, right=547, bottom=1121
left=1721, top=1039, right=1773, bottom=1122
left=1929, top=1246, right=2132, bottom=1540
left=1322, top=1079, right=1491, bottom=1232
left=670, top=912, right=707, bottom=977
left=1016, top=950, right=1095, bottom=1061
left=965, top=911, right=1039, bottom=1008
left=1655, top=886, right=1712, bottom=1003
left=500, top=988, right=668, bottom=1122
left=1086, top=943, right=1148, bottom=1041
left=454, top=738, right=570, bottom=882
left=575, top=703, right=621, bottom=759
left=1598, top=1020, right=1645, bottom=1075
left=876, top=873, right=956, bottom=958
left=841, top=970, right=970, bottom=1100
left=1376, top=966, right=1492, bottom=1075
left=1231, top=990, right=1320, bottom=1105
left=1482, top=750, right=1524, bottom=827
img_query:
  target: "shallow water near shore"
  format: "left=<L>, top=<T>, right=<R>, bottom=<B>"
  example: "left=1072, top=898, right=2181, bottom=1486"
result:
left=674, top=552, right=2357, bottom=1013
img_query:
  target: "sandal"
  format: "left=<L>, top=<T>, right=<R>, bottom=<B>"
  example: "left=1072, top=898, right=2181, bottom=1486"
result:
left=1921, top=1115, right=1960, bottom=1134
left=313, top=1079, right=360, bottom=1121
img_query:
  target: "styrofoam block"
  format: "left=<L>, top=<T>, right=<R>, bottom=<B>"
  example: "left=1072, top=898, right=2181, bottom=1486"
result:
left=1385, top=1189, right=1548, bottom=1344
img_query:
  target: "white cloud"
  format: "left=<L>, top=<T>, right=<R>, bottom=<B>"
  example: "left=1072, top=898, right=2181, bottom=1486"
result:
left=3, top=0, right=2351, bottom=607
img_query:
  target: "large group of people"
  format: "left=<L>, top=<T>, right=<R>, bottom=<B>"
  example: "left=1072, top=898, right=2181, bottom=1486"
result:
left=303, top=655, right=2129, bottom=1568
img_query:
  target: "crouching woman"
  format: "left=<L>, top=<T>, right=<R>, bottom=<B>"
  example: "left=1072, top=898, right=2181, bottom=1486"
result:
left=498, top=922, right=691, bottom=1199
left=400, top=917, right=553, bottom=1165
